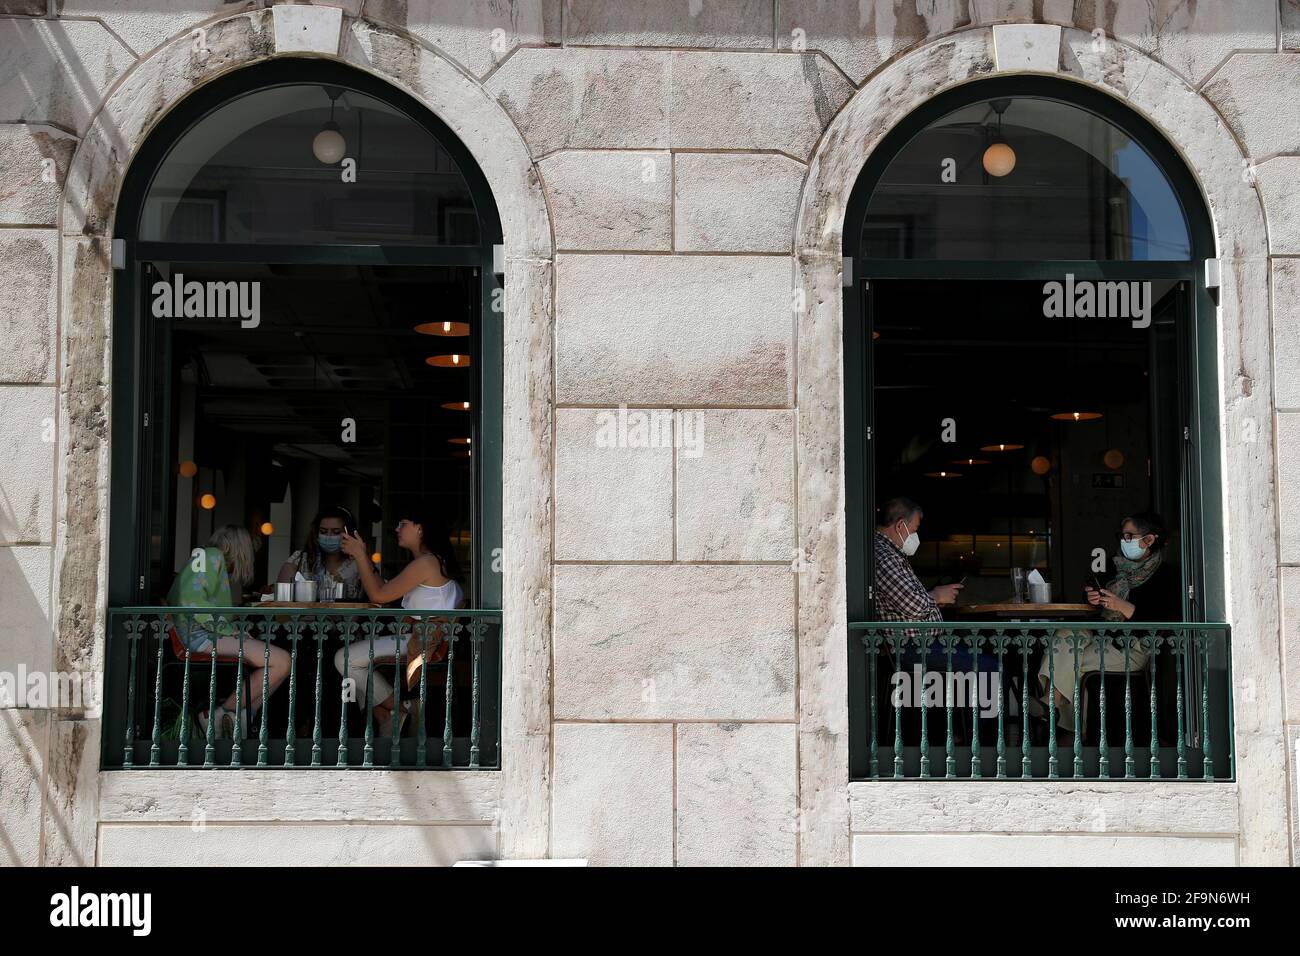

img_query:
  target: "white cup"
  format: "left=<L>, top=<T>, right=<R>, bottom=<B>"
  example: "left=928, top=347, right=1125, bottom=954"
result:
left=1029, top=581, right=1052, bottom=604
left=275, top=582, right=294, bottom=602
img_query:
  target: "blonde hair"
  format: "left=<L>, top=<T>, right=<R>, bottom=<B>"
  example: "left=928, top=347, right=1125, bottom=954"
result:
left=208, top=524, right=256, bottom=588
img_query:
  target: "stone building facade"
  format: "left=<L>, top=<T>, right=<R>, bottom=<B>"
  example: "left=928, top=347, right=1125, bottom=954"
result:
left=1, top=0, right=1298, bottom=866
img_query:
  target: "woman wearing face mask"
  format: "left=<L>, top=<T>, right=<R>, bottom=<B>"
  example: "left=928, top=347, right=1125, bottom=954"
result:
left=1037, top=511, right=1181, bottom=727
left=276, top=506, right=364, bottom=600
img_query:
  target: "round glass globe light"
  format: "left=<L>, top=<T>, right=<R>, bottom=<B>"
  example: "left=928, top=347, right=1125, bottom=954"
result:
left=312, top=126, right=346, bottom=164
left=982, top=142, right=1016, bottom=177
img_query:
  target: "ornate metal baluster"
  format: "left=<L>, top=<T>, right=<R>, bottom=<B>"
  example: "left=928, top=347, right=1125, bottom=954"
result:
left=1123, top=631, right=1135, bottom=779
left=1199, top=629, right=1213, bottom=780
left=310, top=618, right=325, bottom=767
left=866, top=632, right=880, bottom=779
left=892, top=631, right=904, bottom=779
left=470, top=619, right=485, bottom=769
left=443, top=620, right=457, bottom=768
left=943, top=631, right=957, bottom=778
left=178, top=628, right=192, bottom=767
left=121, top=615, right=142, bottom=768
left=416, top=618, right=430, bottom=768
left=204, top=617, right=218, bottom=768
left=337, top=617, right=357, bottom=767
left=389, top=616, right=402, bottom=769
left=229, top=617, right=248, bottom=768
left=1147, top=632, right=1160, bottom=779
left=149, top=618, right=165, bottom=768
left=1174, top=628, right=1187, bottom=779
left=1097, top=628, right=1108, bottom=779
left=363, top=614, right=377, bottom=767
left=968, top=630, right=981, bottom=779
left=1047, top=632, right=1058, bottom=779
left=257, top=617, right=271, bottom=767
left=284, top=616, right=301, bottom=768
left=919, top=631, right=931, bottom=779
left=992, top=629, right=1008, bottom=779
left=1019, top=631, right=1031, bottom=779
left=1071, top=630, right=1083, bottom=778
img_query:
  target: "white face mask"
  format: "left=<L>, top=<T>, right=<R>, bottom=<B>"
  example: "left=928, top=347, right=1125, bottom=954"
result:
left=896, top=521, right=920, bottom=557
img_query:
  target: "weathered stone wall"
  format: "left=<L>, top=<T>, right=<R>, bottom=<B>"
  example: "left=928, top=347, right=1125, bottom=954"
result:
left=0, top=1, right=1295, bottom=866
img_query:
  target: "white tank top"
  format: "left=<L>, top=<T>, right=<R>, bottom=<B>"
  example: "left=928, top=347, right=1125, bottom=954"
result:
left=401, top=579, right=464, bottom=611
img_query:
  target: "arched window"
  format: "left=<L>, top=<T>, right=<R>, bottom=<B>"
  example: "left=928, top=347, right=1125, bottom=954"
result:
left=859, top=93, right=1192, bottom=261
left=105, top=61, right=502, bottom=770
left=844, top=79, right=1228, bottom=782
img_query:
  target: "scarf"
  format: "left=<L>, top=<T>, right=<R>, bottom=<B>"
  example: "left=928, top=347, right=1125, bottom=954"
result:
left=1102, top=547, right=1163, bottom=621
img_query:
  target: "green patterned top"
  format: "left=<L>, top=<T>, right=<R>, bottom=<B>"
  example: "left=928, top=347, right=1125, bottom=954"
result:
left=166, top=546, right=237, bottom=645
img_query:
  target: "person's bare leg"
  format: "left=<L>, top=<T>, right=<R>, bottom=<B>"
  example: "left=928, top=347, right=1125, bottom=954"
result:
left=212, top=638, right=291, bottom=714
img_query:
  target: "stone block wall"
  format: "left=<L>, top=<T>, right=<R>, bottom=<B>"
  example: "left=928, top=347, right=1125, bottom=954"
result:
left=0, top=1, right=1296, bottom=866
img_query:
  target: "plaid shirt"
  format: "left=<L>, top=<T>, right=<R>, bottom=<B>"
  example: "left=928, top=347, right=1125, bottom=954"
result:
left=873, top=531, right=943, bottom=623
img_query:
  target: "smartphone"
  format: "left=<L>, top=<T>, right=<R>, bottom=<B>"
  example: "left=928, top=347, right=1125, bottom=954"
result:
left=1086, top=573, right=1104, bottom=593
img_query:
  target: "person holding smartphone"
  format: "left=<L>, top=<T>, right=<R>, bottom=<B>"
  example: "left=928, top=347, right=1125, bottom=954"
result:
left=1036, top=512, right=1181, bottom=726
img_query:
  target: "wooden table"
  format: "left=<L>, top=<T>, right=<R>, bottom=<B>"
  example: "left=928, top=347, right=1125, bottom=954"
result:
left=955, top=602, right=1098, bottom=619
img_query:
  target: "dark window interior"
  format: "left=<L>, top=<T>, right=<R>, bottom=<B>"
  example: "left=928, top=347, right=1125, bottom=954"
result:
left=141, top=262, right=479, bottom=603
left=871, top=278, right=1186, bottom=608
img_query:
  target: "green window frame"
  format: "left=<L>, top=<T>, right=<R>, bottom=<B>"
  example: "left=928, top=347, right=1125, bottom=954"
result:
left=842, top=77, right=1224, bottom=781
left=102, top=59, right=505, bottom=768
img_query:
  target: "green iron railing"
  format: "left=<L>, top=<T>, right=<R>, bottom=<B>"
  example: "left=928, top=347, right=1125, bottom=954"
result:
left=104, top=607, right=501, bottom=770
left=850, top=621, right=1233, bottom=781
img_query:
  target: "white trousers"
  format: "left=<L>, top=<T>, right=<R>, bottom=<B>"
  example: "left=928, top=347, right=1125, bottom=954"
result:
left=334, top=636, right=405, bottom=708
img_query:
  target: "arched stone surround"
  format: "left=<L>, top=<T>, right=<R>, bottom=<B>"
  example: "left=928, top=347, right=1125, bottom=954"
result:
left=792, top=24, right=1288, bottom=866
left=51, top=6, right=554, bottom=863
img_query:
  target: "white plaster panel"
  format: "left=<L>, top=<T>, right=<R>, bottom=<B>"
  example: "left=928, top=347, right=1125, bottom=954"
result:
left=1255, top=157, right=1300, bottom=255
left=271, top=3, right=342, bottom=54
left=100, top=823, right=495, bottom=866
left=487, top=48, right=670, bottom=155
left=540, top=150, right=672, bottom=251
left=555, top=253, right=793, bottom=407
left=668, top=51, right=854, bottom=159
left=363, top=0, right=557, bottom=80
left=0, top=708, right=46, bottom=866
left=675, top=408, right=795, bottom=561
left=0, top=386, right=56, bottom=542
left=992, top=23, right=1061, bottom=73
left=554, top=406, right=674, bottom=561
left=676, top=722, right=797, bottom=866
left=0, top=546, right=53, bottom=683
left=553, top=564, right=796, bottom=721
left=673, top=152, right=806, bottom=254
left=852, top=833, right=1237, bottom=865
left=0, top=18, right=133, bottom=133
left=1275, top=258, right=1300, bottom=410
left=0, top=229, right=58, bottom=384
left=1203, top=54, right=1300, bottom=161
left=0, top=124, right=77, bottom=226
left=565, top=0, right=773, bottom=48
left=551, top=722, right=674, bottom=866
left=776, top=0, right=973, bottom=85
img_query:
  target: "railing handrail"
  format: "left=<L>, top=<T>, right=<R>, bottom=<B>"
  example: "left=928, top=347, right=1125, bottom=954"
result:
left=849, top=620, right=1229, bottom=631
left=110, top=605, right=502, bottom=618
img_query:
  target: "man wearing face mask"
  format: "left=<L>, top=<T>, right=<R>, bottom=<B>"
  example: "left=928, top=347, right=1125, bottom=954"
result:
left=873, top=497, right=963, bottom=621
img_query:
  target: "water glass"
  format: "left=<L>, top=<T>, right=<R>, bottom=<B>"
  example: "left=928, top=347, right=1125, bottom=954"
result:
left=1010, top=567, right=1027, bottom=603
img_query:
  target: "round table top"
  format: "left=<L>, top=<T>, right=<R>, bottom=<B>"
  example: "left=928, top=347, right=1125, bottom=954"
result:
left=257, top=601, right=379, bottom=609
left=956, top=602, right=1098, bottom=617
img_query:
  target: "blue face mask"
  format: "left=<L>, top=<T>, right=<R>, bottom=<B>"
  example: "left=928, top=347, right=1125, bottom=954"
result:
left=318, top=533, right=342, bottom=553
left=1120, top=537, right=1147, bottom=560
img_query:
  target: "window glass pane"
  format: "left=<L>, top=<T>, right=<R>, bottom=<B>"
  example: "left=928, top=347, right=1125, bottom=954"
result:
left=140, top=85, right=480, bottom=245
left=862, top=97, right=1191, bottom=260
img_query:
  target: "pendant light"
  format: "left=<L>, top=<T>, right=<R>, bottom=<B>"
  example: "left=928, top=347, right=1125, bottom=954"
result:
left=312, top=86, right=346, bottom=165
left=982, top=98, right=1016, bottom=178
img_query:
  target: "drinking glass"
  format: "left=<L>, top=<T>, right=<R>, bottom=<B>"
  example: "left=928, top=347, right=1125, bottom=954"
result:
left=1010, top=567, right=1027, bottom=603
